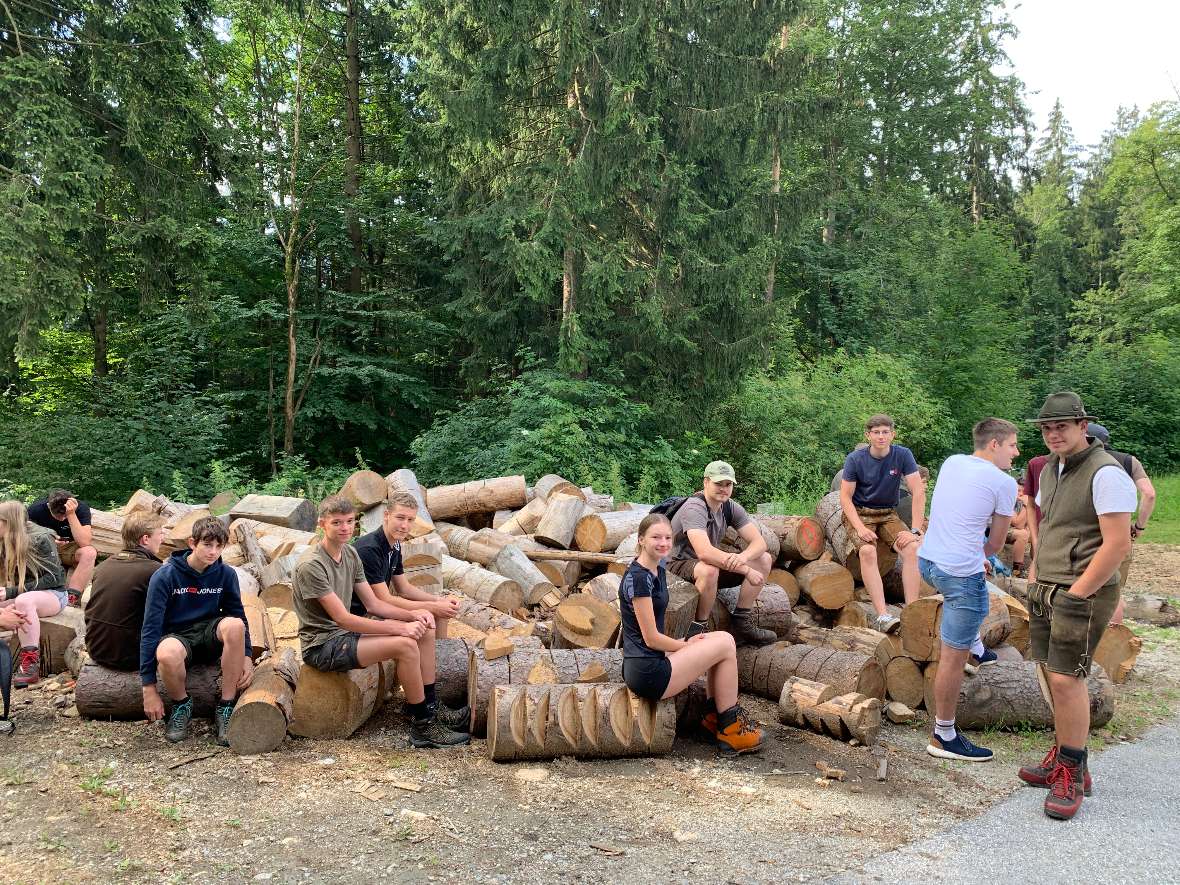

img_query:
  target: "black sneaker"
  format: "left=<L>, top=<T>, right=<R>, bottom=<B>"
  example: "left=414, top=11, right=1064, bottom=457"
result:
left=434, top=703, right=471, bottom=733
left=409, top=715, right=471, bottom=749
left=214, top=701, right=235, bottom=746
left=165, top=697, right=194, bottom=743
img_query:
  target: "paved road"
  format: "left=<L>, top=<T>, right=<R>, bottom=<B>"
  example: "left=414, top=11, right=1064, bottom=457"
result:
left=828, top=715, right=1180, bottom=885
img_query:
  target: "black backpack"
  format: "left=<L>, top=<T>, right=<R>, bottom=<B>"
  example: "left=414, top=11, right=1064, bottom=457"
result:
left=652, top=492, right=734, bottom=527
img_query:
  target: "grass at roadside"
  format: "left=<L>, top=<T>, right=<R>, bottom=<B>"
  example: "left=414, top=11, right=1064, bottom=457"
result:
left=1139, top=473, right=1180, bottom=545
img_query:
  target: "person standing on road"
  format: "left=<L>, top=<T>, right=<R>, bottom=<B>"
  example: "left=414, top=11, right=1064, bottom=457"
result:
left=919, top=418, right=1020, bottom=762
left=1019, top=392, right=1135, bottom=821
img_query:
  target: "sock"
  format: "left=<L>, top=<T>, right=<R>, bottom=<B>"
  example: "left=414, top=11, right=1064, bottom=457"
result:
left=717, top=705, right=740, bottom=730
left=406, top=699, right=430, bottom=721
left=423, top=683, right=437, bottom=707
left=970, top=637, right=986, bottom=657
left=1059, top=744, right=1086, bottom=767
left=935, top=718, right=957, bottom=741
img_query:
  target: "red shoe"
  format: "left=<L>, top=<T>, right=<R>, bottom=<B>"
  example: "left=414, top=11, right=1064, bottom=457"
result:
left=1043, top=758, right=1085, bottom=820
left=14, top=648, right=41, bottom=688
left=1019, top=745, right=1092, bottom=795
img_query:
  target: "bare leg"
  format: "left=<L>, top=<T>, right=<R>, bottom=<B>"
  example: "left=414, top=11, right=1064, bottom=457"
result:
left=1009, top=531, right=1028, bottom=572
left=436, top=616, right=449, bottom=640
left=68, top=545, right=98, bottom=593
left=417, top=628, right=437, bottom=686
left=736, top=552, right=773, bottom=608
left=1109, top=597, right=1125, bottom=626
left=898, top=539, right=920, bottom=604
left=663, top=632, right=738, bottom=710
left=860, top=544, right=887, bottom=616
left=1047, top=671, right=1090, bottom=748
left=357, top=635, right=424, bottom=703
left=693, top=562, right=719, bottom=621
left=934, top=644, right=971, bottom=722
left=13, top=591, right=64, bottom=647
left=156, top=638, right=189, bottom=700
left=217, top=618, right=246, bottom=701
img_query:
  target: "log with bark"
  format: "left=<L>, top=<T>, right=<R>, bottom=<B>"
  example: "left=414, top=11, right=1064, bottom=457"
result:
left=168, top=507, right=212, bottom=545
left=241, top=593, right=275, bottom=660
left=533, top=494, right=589, bottom=549
left=491, top=545, right=556, bottom=606
left=229, top=519, right=317, bottom=563
left=401, top=533, right=447, bottom=568
left=901, top=591, right=1012, bottom=662
left=793, top=625, right=892, bottom=668
left=551, top=593, right=621, bottom=650
left=440, top=555, right=523, bottom=613
left=230, top=495, right=317, bottom=532
left=835, top=600, right=901, bottom=630
left=779, top=678, right=881, bottom=744
left=289, top=662, right=383, bottom=739
left=386, top=468, right=436, bottom=537
left=268, top=607, right=300, bottom=654
left=994, top=587, right=1030, bottom=656
left=1121, top=593, right=1180, bottom=627
left=1094, top=623, right=1142, bottom=684
left=339, top=470, right=389, bottom=510
left=499, top=497, right=549, bottom=536
left=777, top=677, right=836, bottom=726
left=736, top=642, right=885, bottom=702
left=922, top=660, right=1115, bottom=730
left=581, top=489, right=615, bottom=512
left=583, top=573, right=621, bottom=607
left=11, top=606, right=86, bottom=676
left=753, top=514, right=825, bottom=562
left=424, top=476, right=528, bottom=520
left=607, top=533, right=640, bottom=576
left=227, top=648, right=300, bottom=755
left=814, top=491, right=897, bottom=581
left=794, top=560, right=855, bottom=610
left=486, top=682, right=676, bottom=761
left=768, top=568, right=801, bottom=607
left=574, top=510, right=646, bottom=554
left=533, top=474, right=585, bottom=502
left=76, top=664, right=221, bottom=719
left=664, top=577, right=700, bottom=640
left=454, top=597, right=533, bottom=638
left=709, top=583, right=794, bottom=639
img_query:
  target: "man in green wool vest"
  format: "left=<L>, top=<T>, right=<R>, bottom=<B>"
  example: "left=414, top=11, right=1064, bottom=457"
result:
left=1019, top=392, right=1135, bottom=821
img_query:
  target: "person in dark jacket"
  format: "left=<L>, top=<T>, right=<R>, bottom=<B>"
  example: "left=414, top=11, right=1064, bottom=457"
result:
left=86, top=509, right=167, bottom=671
left=140, top=517, right=252, bottom=746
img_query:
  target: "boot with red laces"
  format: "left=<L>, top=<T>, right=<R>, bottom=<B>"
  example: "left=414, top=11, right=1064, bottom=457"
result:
left=14, top=647, right=41, bottom=688
left=1043, top=752, right=1087, bottom=820
left=1019, top=744, right=1092, bottom=795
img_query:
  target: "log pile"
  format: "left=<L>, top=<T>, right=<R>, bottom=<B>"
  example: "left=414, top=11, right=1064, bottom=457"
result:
left=777, top=677, right=882, bottom=744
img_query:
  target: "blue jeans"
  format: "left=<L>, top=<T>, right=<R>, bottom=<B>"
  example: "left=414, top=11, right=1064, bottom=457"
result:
left=918, top=558, right=988, bottom=651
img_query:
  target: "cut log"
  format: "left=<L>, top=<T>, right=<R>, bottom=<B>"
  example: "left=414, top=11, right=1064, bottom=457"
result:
left=736, top=643, right=885, bottom=702
left=533, top=474, right=584, bottom=502
left=608, top=533, right=640, bottom=576
left=17, top=606, right=86, bottom=676
left=65, top=635, right=89, bottom=678
left=401, top=534, right=447, bottom=568
left=901, top=591, right=1012, bottom=662
left=386, top=468, right=435, bottom=537
left=1121, top=593, right=1180, bottom=627
left=289, top=662, right=383, bottom=739
left=222, top=544, right=245, bottom=567
left=574, top=510, right=646, bottom=554
left=795, top=560, right=855, bottom=610
left=1094, top=623, right=1142, bottom=684
left=922, top=660, right=1115, bottom=730
left=76, top=663, right=220, bottom=719
left=777, top=677, right=836, bottom=726
left=884, top=655, right=925, bottom=709
left=754, top=514, right=825, bottom=562
left=340, top=470, right=389, bottom=510
left=793, top=625, right=892, bottom=669
left=424, top=476, right=528, bottom=520
left=521, top=549, right=627, bottom=567
left=490, top=546, right=556, bottom=606
left=455, top=597, right=532, bottom=637
left=664, top=578, right=700, bottom=640
left=230, top=495, right=316, bottom=532
left=230, top=519, right=317, bottom=562
left=233, top=565, right=260, bottom=599
left=836, top=600, right=901, bottom=630
left=492, top=509, right=513, bottom=530
left=710, top=583, right=794, bottom=639
left=241, top=593, right=275, bottom=660
left=168, top=507, right=212, bottom=545
left=227, top=648, right=300, bottom=755
left=499, top=497, right=549, bottom=536
left=533, top=494, right=588, bottom=549
left=440, top=555, right=523, bottom=613
left=581, top=490, right=615, bottom=512
left=814, top=491, right=896, bottom=581
left=584, top=573, right=621, bottom=608
left=721, top=523, right=782, bottom=562
left=486, top=683, right=675, bottom=761
left=268, top=607, right=300, bottom=654
left=552, top=594, right=621, bottom=650
left=768, top=568, right=800, bottom=607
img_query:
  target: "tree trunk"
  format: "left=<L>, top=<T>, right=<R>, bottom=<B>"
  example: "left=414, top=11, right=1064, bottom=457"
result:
left=710, top=584, right=794, bottom=639
left=288, top=662, right=383, bottom=739
left=440, top=555, right=523, bottom=613
left=551, top=593, right=621, bottom=650
left=229, top=496, right=317, bottom=532
left=77, top=664, right=221, bottom=720
left=794, top=560, right=855, bottom=610
left=736, top=642, right=885, bottom=703
left=340, top=470, right=387, bottom=510
left=343, top=0, right=364, bottom=294
left=574, top=510, right=646, bottom=554
left=534, top=494, right=589, bottom=549
left=533, top=475, right=584, bottom=502
left=753, top=514, right=825, bottom=562
left=92, top=305, right=109, bottom=377
left=424, top=476, right=528, bottom=520
left=386, top=469, right=435, bottom=537
left=227, top=648, right=299, bottom=754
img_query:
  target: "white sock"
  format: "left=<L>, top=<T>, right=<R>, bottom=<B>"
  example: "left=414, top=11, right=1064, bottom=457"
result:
left=970, top=637, right=985, bottom=657
left=935, top=718, right=957, bottom=741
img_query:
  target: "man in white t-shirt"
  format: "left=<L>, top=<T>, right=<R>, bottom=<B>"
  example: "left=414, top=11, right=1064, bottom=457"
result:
left=918, top=418, right=1020, bottom=763
left=1018, top=392, right=1135, bottom=822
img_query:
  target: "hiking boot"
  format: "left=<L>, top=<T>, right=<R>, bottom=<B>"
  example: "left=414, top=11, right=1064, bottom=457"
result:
left=873, top=614, right=901, bottom=635
left=927, top=731, right=993, bottom=762
left=1019, top=745, right=1092, bottom=795
left=1043, top=757, right=1086, bottom=820
left=434, top=703, right=472, bottom=733
left=685, top=621, right=709, bottom=640
left=14, top=648, right=40, bottom=688
left=409, top=715, right=471, bottom=749
left=213, top=701, right=235, bottom=747
left=700, top=710, right=719, bottom=737
left=715, top=708, right=763, bottom=755
left=165, top=697, right=194, bottom=743
left=730, top=611, right=776, bottom=646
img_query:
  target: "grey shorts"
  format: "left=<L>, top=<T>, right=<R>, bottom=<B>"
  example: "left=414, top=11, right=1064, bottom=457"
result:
left=1028, top=581, right=1120, bottom=678
left=302, top=632, right=362, bottom=672
left=665, top=558, right=744, bottom=589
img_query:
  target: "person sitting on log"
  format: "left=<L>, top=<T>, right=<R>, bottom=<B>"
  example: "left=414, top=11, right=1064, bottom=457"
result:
left=140, top=516, right=253, bottom=746
left=839, top=414, right=926, bottom=633
left=665, top=461, right=776, bottom=645
left=27, top=489, right=97, bottom=607
left=351, top=491, right=461, bottom=642
left=1004, top=498, right=1031, bottom=578
left=622, top=513, right=762, bottom=755
left=293, top=495, right=470, bottom=748
left=918, top=417, right=1021, bottom=763
left=86, top=509, right=167, bottom=672
left=0, top=500, right=68, bottom=687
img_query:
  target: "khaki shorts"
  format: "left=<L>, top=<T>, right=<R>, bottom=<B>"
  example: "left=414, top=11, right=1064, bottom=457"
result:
left=57, top=541, right=81, bottom=567
left=1028, top=581, right=1120, bottom=678
left=843, top=508, right=913, bottom=561
left=665, top=557, right=745, bottom=590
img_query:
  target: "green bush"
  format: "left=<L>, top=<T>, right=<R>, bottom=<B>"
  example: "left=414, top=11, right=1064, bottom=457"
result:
left=409, top=370, right=716, bottom=501
left=714, top=349, right=956, bottom=506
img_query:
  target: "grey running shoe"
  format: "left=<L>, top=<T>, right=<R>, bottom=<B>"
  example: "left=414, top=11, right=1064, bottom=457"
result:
left=873, top=614, right=901, bottom=634
left=165, top=697, right=194, bottom=743
left=214, top=702, right=235, bottom=746
left=409, top=716, right=471, bottom=749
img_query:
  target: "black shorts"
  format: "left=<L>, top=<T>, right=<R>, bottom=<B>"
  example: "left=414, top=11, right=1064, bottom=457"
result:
left=623, top=656, right=672, bottom=701
left=302, top=632, right=362, bottom=672
left=163, top=618, right=226, bottom=666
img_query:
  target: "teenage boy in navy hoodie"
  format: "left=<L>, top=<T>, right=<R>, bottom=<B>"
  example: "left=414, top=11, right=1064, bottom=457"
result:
left=140, top=516, right=252, bottom=746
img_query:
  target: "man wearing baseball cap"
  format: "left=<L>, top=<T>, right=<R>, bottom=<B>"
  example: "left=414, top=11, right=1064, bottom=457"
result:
left=665, top=461, right=776, bottom=646
left=1018, top=392, right=1135, bottom=820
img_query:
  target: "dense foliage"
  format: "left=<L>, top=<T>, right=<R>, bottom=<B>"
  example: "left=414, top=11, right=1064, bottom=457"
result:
left=2, top=1, right=1177, bottom=509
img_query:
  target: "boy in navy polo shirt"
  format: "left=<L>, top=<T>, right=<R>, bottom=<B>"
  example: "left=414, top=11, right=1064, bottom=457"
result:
left=839, top=414, right=926, bottom=633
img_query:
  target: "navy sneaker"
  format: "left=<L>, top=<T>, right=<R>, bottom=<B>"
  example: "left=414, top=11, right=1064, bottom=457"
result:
left=970, top=647, right=999, bottom=667
left=927, top=732, right=994, bottom=762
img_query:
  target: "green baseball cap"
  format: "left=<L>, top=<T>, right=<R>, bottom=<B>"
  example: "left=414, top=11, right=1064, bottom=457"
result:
left=704, top=460, right=737, bottom=483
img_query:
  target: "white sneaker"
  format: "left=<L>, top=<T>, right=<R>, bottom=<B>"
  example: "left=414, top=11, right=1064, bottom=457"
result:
left=874, top=614, right=901, bottom=634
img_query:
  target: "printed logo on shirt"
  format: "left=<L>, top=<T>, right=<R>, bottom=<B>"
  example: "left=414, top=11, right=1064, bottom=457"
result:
left=174, top=586, right=223, bottom=596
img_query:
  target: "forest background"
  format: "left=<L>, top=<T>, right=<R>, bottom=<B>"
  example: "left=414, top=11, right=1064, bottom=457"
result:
left=2, top=0, right=1178, bottom=514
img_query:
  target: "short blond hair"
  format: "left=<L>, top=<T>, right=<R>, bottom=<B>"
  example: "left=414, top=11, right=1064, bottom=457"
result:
left=385, top=491, right=418, bottom=512
left=122, top=510, right=166, bottom=550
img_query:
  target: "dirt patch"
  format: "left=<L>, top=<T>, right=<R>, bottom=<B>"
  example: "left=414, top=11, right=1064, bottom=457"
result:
left=3, top=548, right=1179, bottom=884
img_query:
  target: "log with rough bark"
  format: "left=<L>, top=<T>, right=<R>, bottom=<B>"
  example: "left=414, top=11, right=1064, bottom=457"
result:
left=492, top=509, right=513, bottom=529
left=754, top=514, right=825, bottom=562
left=233, top=565, right=260, bottom=599
left=455, top=597, right=533, bottom=637
left=339, top=470, right=389, bottom=510
left=241, top=593, right=275, bottom=660
left=664, top=577, right=700, bottom=640
left=1121, top=593, right=1180, bottom=627
left=227, top=648, right=300, bottom=755
left=385, top=468, right=435, bottom=537
left=802, top=692, right=881, bottom=744
left=533, top=474, right=585, bottom=502
left=814, top=491, right=897, bottom=581
left=793, top=625, right=892, bottom=668
left=13, top=606, right=86, bottom=676
left=499, top=497, right=549, bottom=536
left=574, top=509, right=646, bottom=554
left=1094, top=623, right=1142, bottom=684
left=486, top=682, right=676, bottom=761
left=467, top=646, right=624, bottom=735
left=835, top=600, right=901, bottom=630
left=65, top=635, right=89, bottom=677
left=289, top=662, right=383, bottom=739
left=922, top=660, right=1115, bottom=730
left=551, top=593, right=621, bottom=650
left=534, top=494, right=589, bottom=549
left=230, top=518, right=317, bottom=562
left=440, top=555, right=523, bottom=613
left=737, top=642, right=885, bottom=702
left=76, top=664, right=221, bottom=719
left=777, top=677, right=837, bottom=726
left=491, top=545, right=556, bottom=606
left=901, top=591, right=1012, bottom=662
left=581, top=489, right=615, bottom=512
left=424, top=476, right=528, bottom=520
left=430, top=637, right=472, bottom=708
left=709, top=583, right=794, bottom=639
left=584, top=573, right=622, bottom=608
left=884, top=655, right=925, bottom=709
left=794, top=560, right=855, bottom=610
left=230, top=495, right=316, bottom=532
